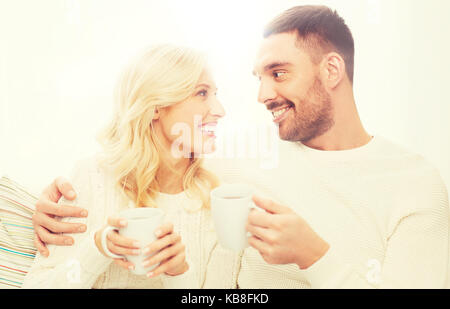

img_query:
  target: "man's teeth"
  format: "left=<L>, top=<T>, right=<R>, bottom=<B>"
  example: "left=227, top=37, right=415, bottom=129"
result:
left=272, top=107, right=290, bottom=118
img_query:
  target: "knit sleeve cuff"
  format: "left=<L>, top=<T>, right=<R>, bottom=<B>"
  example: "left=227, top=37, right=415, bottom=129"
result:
left=78, top=229, right=113, bottom=275
left=65, top=229, right=113, bottom=287
left=302, top=245, right=352, bottom=288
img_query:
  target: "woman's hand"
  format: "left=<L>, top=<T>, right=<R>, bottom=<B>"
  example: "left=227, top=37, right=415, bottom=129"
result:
left=141, top=222, right=189, bottom=278
left=94, top=216, right=141, bottom=271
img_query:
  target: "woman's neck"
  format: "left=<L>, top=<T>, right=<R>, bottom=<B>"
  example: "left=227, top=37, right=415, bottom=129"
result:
left=154, top=135, right=192, bottom=194
left=151, top=120, right=193, bottom=194
left=156, top=157, right=191, bottom=194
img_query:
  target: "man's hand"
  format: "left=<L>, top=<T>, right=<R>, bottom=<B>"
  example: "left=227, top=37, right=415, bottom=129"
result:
left=32, top=177, right=89, bottom=257
left=246, top=195, right=329, bottom=270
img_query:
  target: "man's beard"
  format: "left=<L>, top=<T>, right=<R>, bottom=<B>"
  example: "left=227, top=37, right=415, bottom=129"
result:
left=277, top=77, right=334, bottom=142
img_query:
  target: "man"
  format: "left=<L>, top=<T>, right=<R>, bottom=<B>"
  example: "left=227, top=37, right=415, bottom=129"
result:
left=32, top=5, right=449, bottom=288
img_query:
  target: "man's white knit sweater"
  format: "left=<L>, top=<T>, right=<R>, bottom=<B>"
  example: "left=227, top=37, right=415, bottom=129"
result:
left=205, top=136, right=450, bottom=288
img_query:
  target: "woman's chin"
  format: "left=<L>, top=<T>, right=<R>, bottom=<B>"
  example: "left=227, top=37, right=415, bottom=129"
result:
left=201, top=140, right=216, bottom=155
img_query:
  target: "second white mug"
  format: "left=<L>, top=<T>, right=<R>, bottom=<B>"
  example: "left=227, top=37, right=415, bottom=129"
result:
left=210, top=183, right=255, bottom=252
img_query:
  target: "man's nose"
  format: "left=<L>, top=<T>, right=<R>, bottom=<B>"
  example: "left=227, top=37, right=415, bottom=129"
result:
left=257, top=82, right=277, bottom=105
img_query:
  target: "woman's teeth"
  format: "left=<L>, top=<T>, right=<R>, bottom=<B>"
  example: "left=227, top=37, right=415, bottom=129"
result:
left=201, top=126, right=216, bottom=134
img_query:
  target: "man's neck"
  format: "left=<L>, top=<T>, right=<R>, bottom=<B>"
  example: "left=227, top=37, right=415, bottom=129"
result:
left=303, top=92, right=372, bottom=151
left=304, top=127, right=372, bottom=151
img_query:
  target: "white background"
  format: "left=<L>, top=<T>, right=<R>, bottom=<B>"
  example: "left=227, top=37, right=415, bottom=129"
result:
left=0, top=0, right=449, bottom=195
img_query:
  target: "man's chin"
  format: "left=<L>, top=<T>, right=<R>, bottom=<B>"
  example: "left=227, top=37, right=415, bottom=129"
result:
left=278, top=131, right=297, bottom=142
left=278, top=124, right=300, bottom=141
left=278, top=129, right=313, bottom=143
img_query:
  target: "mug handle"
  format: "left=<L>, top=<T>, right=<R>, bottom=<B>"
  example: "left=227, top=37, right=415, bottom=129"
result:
left=249, top=200, right=259, bottom=212
left=100, top=225, right=124, bottom=259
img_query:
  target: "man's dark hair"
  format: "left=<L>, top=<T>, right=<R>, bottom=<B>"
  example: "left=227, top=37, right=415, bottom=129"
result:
left=264, top=5, right=355, bottom=83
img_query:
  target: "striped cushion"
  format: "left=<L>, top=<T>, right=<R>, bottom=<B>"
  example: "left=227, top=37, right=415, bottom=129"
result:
left=0, top=176, right=37, bottom=289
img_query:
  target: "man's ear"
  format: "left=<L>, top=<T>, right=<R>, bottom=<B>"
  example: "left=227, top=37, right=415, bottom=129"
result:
left=320, top=52, right=346, bottom=89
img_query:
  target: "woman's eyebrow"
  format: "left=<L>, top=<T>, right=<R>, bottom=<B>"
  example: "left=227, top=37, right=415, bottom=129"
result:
left=195, top=83, right=211, bottom=89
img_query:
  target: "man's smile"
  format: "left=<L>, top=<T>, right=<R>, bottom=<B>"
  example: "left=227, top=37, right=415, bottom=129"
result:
left=269, top=103, right=294, bottom=123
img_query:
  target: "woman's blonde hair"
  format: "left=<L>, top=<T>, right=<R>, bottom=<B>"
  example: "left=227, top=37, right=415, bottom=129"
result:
left=97, top=44, right=219, bottom=209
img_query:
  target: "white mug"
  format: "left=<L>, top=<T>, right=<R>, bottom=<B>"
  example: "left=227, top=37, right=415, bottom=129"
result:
left=100, top=207, right=165, bottom=275
left=210, top=183, right=255, bottom=252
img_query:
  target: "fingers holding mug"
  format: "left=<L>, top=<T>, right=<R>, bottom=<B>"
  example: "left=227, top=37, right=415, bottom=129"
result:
left=142, top=232, right=182, bottom=264
left=97, top=208, right=166, bottom=275
left=142, top=226, right=188, bottom=278
left=107, top=216, right=128, bottom=229
left=94, top=216, right=141, bottom=271
left=113, top=258, right=136, bottom=272
left=105, top=229, right=141, bottom=257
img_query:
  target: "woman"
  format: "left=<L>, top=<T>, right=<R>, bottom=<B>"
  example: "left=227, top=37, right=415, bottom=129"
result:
left=22, top=44, right=240, bottom=288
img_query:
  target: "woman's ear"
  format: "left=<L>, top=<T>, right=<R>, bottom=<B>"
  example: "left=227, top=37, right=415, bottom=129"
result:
left=153, top=107, right=160, bottom=120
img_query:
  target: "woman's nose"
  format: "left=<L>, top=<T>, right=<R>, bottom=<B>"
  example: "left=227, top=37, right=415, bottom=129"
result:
left=210, top=97, right=226, bottom=118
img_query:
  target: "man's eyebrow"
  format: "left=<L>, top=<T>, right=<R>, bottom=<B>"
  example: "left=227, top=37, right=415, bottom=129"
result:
left=264, top=62, right=291, bottom=72
left=253, top=62, right=291, bottom=76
